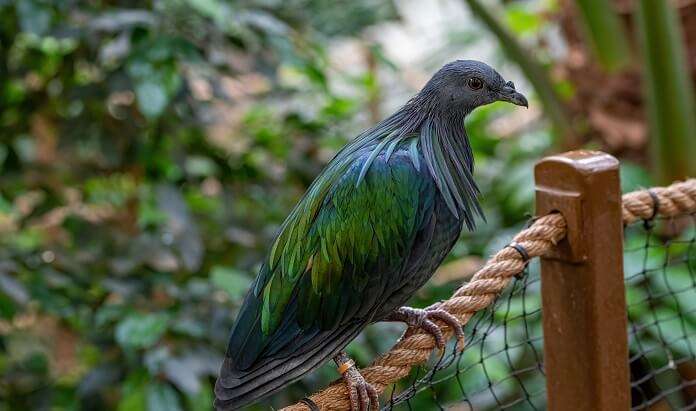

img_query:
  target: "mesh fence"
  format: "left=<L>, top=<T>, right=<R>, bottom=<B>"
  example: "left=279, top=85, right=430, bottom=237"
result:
left=625, top=213, right=696, bottom=410
left=381, top=211, right=696, bottom=411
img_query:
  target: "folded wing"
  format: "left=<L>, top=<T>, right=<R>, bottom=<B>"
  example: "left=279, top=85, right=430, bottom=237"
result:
left=214, top=150, right=438, bottom=410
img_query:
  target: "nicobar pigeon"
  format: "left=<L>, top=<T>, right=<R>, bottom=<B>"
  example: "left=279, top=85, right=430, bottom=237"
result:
left=214, top=60, right=528, bottom=411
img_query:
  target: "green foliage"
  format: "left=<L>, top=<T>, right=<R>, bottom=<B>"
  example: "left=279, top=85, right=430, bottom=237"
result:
left=116, top=313, right=170, bottom=350
left=0, top=0, right=402, bottom=409
left=462, top=0, right=574, bottom=143
left=574, top=0, right=632, bottom=71
left=210, top=266, right=251, bottom=301
left=0, top=0, right=672, bottom=409
left=636, top=0, right=696, bottom=183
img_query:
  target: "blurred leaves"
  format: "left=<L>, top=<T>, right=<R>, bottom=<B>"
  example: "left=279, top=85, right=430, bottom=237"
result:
left=211, top=266, right=250, bottom=301
left=147, top=382, right=183, bottom=411
left=636, top=0, right=696, bottom=183
left=0, top=0, right=402, bottom=409
left=462, top=0, right=574, bottom=144
left=0, top=0, right=675, bottom=410
left=116, top=313, right=170, bottom=350
left=574, top=0, right=631, bottom=72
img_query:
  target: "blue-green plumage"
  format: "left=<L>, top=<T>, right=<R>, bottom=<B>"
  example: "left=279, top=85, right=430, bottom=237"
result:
left=214, top=60, right=528, bottom=410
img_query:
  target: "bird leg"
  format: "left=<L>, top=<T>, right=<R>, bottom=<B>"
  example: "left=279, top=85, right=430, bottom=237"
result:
left=384, top=303, right=465, bottom=350
left=333, top=351, right=379, bottom=411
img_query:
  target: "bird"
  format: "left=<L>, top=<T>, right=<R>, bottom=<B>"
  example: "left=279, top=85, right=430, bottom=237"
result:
left=214, top=60, right=528, bottom=411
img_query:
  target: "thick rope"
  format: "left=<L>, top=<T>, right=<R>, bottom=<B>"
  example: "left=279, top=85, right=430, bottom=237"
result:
left=282, top=178, right=696, bottom=411
left=622, top=179, right=696, bottom=225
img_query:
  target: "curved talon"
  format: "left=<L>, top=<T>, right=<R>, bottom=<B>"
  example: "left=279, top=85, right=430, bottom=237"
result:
left=334, top=353, right=379, bottom=411
left=343, top=366, right=379, bottom=411
left=387, top=305, right=465, bottom=351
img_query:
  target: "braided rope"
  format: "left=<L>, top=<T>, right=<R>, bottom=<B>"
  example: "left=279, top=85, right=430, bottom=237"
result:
left=282, top=178, right=696, bottom=411
left=622, top=179, right=696, bottom=225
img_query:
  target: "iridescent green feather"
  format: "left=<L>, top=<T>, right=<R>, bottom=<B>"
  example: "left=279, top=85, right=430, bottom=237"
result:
left=259, top=148, right=426, bottom=335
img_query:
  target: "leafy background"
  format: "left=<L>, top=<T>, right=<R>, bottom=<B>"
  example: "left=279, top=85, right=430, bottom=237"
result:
left=0, top=0, right=694, bottom=410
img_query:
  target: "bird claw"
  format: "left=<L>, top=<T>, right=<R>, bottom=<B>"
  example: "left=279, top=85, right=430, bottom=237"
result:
left=343, top=367, right=379, bottom=411
left=387, top=304, right=465, bottom=351
left=334, top=353, right=378, bottom=411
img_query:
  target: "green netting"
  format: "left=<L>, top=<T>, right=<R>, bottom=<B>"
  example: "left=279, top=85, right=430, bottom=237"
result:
left=626, top=213, right=696, bottom=410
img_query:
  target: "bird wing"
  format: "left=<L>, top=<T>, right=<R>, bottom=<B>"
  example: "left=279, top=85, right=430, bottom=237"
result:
left=214, top=149, right=438, bottom=409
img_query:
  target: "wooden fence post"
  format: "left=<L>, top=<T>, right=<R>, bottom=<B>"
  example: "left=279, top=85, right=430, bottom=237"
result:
left=535, top=150, right=630, bottom=410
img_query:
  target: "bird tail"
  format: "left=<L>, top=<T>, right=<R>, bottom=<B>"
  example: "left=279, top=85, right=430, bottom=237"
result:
left=213, top=322, right=364, bottom=410
left=213, top=283, right=365, bottom=410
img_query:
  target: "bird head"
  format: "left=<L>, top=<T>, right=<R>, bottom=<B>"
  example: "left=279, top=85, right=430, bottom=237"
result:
left=419, top=60, right=528, bottom=114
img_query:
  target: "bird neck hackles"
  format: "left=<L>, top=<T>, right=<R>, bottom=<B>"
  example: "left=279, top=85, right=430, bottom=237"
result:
left=350, top=91, right=482, bottom=229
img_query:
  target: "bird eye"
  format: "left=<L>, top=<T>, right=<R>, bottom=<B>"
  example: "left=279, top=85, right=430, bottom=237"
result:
left=467, top=77, right=483, bottom=90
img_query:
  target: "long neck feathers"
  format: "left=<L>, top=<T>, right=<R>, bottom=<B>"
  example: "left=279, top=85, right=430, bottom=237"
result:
left=351, top=95, right=482, bottom=229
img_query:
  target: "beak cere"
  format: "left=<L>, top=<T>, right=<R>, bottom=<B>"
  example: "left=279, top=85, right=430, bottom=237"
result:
left=498, top=83, right=528, bottom=108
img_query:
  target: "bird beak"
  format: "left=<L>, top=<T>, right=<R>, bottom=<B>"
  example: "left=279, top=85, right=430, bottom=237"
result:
left=497, top=81, right=528, bottom=108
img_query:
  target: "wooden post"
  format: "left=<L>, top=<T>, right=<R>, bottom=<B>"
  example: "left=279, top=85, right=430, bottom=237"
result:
left=535, top=150, right=630, bottom=411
